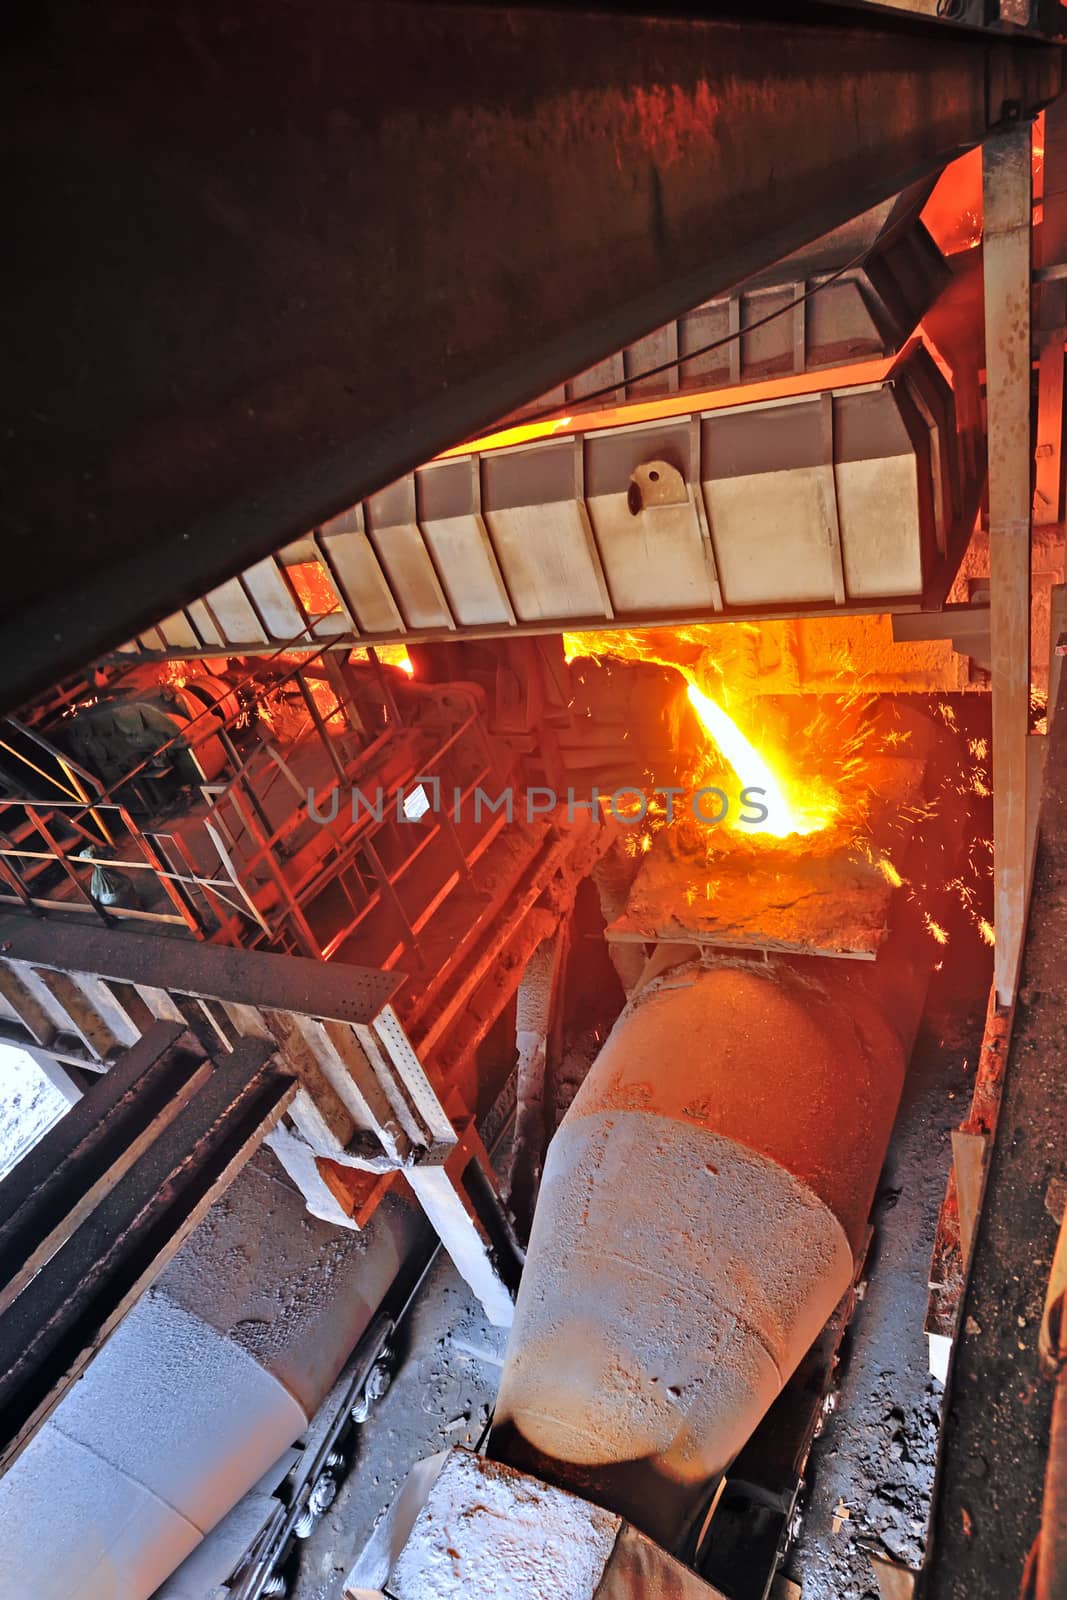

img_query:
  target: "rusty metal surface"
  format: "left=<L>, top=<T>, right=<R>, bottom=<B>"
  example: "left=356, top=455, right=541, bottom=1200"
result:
left=984, top=121, right=1036, bottom=1006
left=0, top=910, right=524, bottom=1325
left=0, top=912, right=401, bottom=1024
left=0, top=1025, right=291, bottom=1477
left=924, top=988, right=1010, bottom=1364
left=500, top=206, right=948, bottom=420
left=921, top=667, right=1067, bottom=1598
left=2, top=5, right=1060, bottom=711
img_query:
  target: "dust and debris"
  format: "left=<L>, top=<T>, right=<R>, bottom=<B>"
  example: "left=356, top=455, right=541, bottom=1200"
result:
left=786, top=975, right=989, bottom=1598
left=0, top=1044, right=70, bottom=1178
left=290, top=1263, right=509, bottom=1600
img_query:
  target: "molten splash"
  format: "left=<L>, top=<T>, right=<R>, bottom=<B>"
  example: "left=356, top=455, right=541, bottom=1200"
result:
left=685, top=680, right=827, bottom=838
left=566, top=626, right=844, bottom=840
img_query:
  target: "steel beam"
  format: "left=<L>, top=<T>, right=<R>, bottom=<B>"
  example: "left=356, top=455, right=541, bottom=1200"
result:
left=1, top=4, right=1060, bottom=712
left=0, top=914, right=519, bottom=1325
left=0, top=915, right=401, bottom=1025
left=984, top=121, right=1036, bottom=1007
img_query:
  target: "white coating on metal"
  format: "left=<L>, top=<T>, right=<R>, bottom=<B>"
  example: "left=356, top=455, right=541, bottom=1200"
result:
left=345, top=1449, right=726, bottom=1600
left=497, top=1115, right=852, bottom=1492
left=0, top=1153, right=423, bottom=1600
left=349, top=1448, right=621, bottom=1600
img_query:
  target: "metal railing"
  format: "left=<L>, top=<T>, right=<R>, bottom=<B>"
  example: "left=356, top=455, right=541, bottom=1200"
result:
left=0, top=640, right=516, bottom=988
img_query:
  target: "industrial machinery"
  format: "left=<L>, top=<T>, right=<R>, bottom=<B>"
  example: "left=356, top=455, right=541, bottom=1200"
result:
left=2, top=7, right=1067, bottom=1600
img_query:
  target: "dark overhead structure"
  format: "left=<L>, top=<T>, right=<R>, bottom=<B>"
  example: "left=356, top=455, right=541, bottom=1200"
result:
left=0, top=2, right=1060, bottom=711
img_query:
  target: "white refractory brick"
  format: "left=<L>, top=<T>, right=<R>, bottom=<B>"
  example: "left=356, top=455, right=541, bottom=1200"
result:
left=345, top=1449, right=620, bottom=1600
left=344, top=1450, right=725, bottom=1600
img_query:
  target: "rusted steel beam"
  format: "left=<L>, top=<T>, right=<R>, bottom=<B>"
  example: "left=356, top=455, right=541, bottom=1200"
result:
left=0, top=1025, right=291, bottom=1478
left=924, top=986, right=1011, bottom=1382
left=984, top=121, right=1036, bottom=1006
left=0, top=1021, right=211, bottom=1315
left=1, top=4, right=1060, bottom=711
left=0, top=913, right=400, bottom=1023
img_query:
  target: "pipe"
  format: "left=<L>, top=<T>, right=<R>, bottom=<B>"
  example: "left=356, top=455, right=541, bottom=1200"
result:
left=492, top=952, right=924, bottom=1549
left=0, top=1151, right=430, bottom=1600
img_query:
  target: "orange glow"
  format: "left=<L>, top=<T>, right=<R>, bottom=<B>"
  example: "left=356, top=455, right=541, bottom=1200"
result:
left=685, top=680, right=833, bottom=838
left=921, top=119, right=1044, bottom=257
left=567, top=628, right=845, bottom=842
left=350, top=644, right=414, bottom=675
left=877, top=856, right=904, bottom=889
left=287, top=560, right=342, bottom=618
left=436, top=416, right=574, bottom=458
left=438, top=357, right=895, bottom=460
left=157, top=661, right=189, bottom=690
left=922, top=147, right=983, bottom=256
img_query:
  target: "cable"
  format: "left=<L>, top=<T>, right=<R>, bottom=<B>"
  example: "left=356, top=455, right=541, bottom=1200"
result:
left=503, top=239, right=879, bottom=431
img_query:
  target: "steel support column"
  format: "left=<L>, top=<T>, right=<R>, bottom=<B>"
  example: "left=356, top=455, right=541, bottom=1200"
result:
left=984, top=121, right=1036, bottom=1006
left=1, top=4, right=1060, bottom=711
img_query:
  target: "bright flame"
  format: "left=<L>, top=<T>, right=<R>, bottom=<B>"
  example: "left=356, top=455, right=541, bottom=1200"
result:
left=437, top=416, right=574, bottom=459
left=565, top=627, right=848, bottom=843
left=351, top=645, right=414, bottom=675
left=685, top=680, right=829, bottom=839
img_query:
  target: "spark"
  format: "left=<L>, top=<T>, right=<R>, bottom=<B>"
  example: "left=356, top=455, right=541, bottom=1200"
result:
left=877, top=856, right=903, bottom=888
left=924, top=914, right=950, bottom=946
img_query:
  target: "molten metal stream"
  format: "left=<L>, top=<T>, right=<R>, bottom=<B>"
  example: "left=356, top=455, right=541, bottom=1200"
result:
left=685, top=679, right=814, bottom=839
